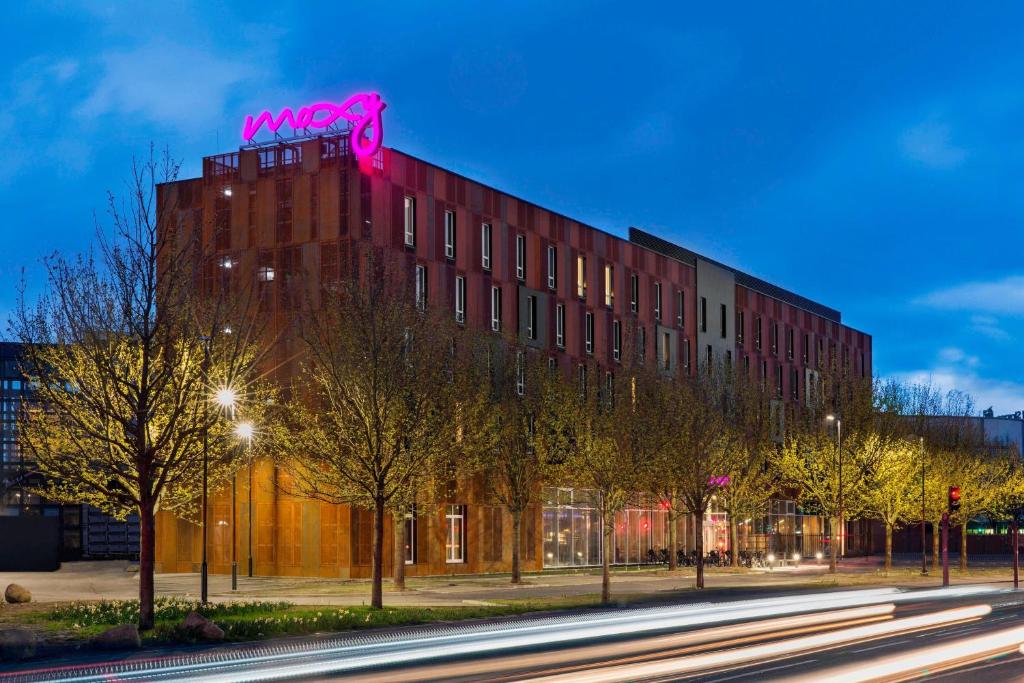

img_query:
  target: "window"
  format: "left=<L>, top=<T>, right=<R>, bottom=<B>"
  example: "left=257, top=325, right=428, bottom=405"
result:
left=720, top=304, right=727, bottom=339
left=482, top=507, right=503, bottom=563
left=683, top=338, right=690, bottom=373
left=700, top=297, right=707, bottom=332
left=527, top=295, right=537, bottom=340
left=706, top=344, right=713, bottom=365
left=257, top=265, right=275, bottom=282
left=556, top=304, right=565, bottom=348
left=655, top=282, right=662, bottom=321
left=803, top=334, right=809, bottom=363
left=737, top=310, right=745, bottom=344
left=762, top=360, right=768, bottom=384
left=404, top=508, right=417, bottom=565
left=605, top=371, right=614, bottom=404
left=638, top=325, right=646, bottom=363
left=516, top=351, right=525, bottom=396
left=516, top=234, right=526, bottom=280
left=771, top=321, right=779, bottom=355
left=455, top=275, right=466, bottom=323
left=787, top=328, right=794, bottom=360
left=630, top=274, right=639, bottom=313
left=444, top=210, right=456, bottom=259
left=548, top=356, right=558, bottom=372
left=776, top=364, right=783, bottom=397
left=755, top=317, right=762, bottom=350
left=791, top=367, right=799, bottom=400
left=445, top=505, right=465, bottom=563
left=491, top=286, right=502, bottom=332
left=585, top=312, right=594, bottom=354
left=578, top=364, right=588, bottom=395
left=744, top=355, right=750, bottom=374
left=661, top=332, right=671, bottom=370
left=415, top=264, right=427, bottom=310
left=604, top=265, right=614, bottom=307
left=613, top=320, right=622, bottom=361
left=481, top=223, right=492, bottom=270
left=725, top=349, right=732, bottom=365
left=547, top=246, right=557, bottom=289
left=403, top=196, right=416, bottom=247
left=577, top=255, right=587, bottom=298
left=677, top=291, right=684, bottom=328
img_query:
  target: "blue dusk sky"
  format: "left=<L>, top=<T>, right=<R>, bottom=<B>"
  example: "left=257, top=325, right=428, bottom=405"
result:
left=1, top=2, right=1022, bottom=413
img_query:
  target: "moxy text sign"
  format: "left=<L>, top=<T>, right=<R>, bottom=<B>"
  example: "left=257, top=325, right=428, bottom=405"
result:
left=242, top=92, right=386, bottom=159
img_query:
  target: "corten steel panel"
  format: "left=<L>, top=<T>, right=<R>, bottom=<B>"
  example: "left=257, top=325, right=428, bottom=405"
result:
left=156, top=136, right=870, bottom=578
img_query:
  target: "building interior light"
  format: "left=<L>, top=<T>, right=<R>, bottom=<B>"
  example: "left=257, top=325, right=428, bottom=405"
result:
left=223, top=187, right=233, bottom=197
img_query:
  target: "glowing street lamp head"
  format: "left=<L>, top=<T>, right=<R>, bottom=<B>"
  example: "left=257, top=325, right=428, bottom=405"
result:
left=826, top=414, right=836, bottom=422
left=215, top=387, right=237, bottom=409
left=235, top=421, right=254, bottom=443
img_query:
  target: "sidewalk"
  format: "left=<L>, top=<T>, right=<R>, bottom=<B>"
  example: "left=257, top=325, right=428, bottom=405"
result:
left=2, top=557, right=1016, bottom=607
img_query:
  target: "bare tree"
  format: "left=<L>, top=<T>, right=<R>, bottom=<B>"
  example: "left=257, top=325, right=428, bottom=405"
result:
left=272, top=254, right=466, bottom=608
left=12, top=149, right=270, bottom=630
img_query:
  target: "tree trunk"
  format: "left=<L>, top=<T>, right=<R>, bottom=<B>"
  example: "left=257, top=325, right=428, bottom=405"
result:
left=511, top=509, right=522, bottom=585
left=602, top=510, right=612, bottom=604
left=393, top=511, right=406, bottom=591
left=371, top=497, right=385, bottom=608
left=695, top=510, right=705, bottom=589
left=829, top=514, right=838, bottom=574
left=960, top=520, right=968, bottom=571
left=932, top=522, right=941, bottom=572
left=884, top=524, right=893, bottom=572
left=138, top=501, right=156, bottom=631
left=668, top=513, right=678, bottom=571
left=729, top=515, right=739, bottom=567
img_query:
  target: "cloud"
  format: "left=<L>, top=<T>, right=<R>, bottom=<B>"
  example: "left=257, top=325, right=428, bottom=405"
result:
left=937, top=346, right=980, bottom=368
left=970, top=314, right=1010, bottom=341
left=914, top=275, right=1024, bottom=316
left=75, top=39, right=259, bottom=131
left=899, top=120, right=967, bottom=169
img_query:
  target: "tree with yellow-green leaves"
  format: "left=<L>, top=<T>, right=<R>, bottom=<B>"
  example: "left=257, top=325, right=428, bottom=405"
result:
left=12, top=149, right=274, bottom=631
left=863, top=436, right=920, bottom=570
left=271, top=253, right=477, bottom=609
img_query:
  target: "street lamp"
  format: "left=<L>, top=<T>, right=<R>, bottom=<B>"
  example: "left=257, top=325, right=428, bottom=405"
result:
left=201, top=380, right=238, bottom=605
left=826, top=414, right=843, bottom=561
left=235, top=421, right=255, bottom=579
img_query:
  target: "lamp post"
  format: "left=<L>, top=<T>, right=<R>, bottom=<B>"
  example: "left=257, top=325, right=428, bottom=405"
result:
left=233, top=421, right=253, bottom=589
left=201, top=385, right=237, bottom=604
left=826, top=414, right=843, bottom=560
left=920, top=437, right=927, bottom=576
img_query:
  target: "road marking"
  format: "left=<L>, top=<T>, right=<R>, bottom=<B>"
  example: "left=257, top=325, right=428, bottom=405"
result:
left=852, top=642, right=902, bottom=653
left=704, top=659, right=815, bottom=682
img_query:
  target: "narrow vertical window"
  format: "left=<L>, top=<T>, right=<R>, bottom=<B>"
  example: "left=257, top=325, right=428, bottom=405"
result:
left=706, top=344, right=713, bottom=365
left=527, top=295, right=537, bottom=340
left=755, top=317, right=762, bottom=350
left=585, top=312, right=594, bottom=354
left=403, top=196, right=416, bottom=247
left=491, top=286, right=502, bottom=332
left=803, top=334, right=809, bottom=363
left=655, top=282, right=662, bottom=321
left=516, top=351, right=525, bottom=396
left=613, top=320, right=621, bottom=361
left=683, top=338, right=690, bottom=373
left=404, top=508, right=417, bottom=564
left=677, top=290, right=684, bottom=328
left=481, top=223, right=492, bottom=270
left=415, top=264, right=427, bottom=309
left=737, top=310, right=745, bottom=344
left=604, top=265, right=614, bottom=307
left=444, top=210, right=456, bottom=259
left=445, top=505, right=465, bottom=563
left=578, top=364, right=588, bottom=395
left=516, top=234, right=526, bottom=280
left=661, top=331, right=671, bottom=370
left=577, top=255, right=587, bottom=298
left=720, top=303, right=727, bottom=339
left=547, top=246, right=557, bottom=290
left=700, top=297, right=708, bottom=332
left=630, top=274, right=639, bottom=313
left=771, top=321, right=779, bottom=354
left=556, top=304, right=565, bottom=348
left=638, top=325, right=646, bottom=363
left=454, top=275, right=465, bottom=323
left=787, top=328, right=794, bottom=360
left=776, top=364, right=783, bottom=397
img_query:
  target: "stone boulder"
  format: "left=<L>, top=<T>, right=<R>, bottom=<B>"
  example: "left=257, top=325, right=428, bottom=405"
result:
left=4, top=584, right=31, bottom=604
left=91, top=624, right=141, bottom=650
left=180, top=611, right=225, bottom=642
left=0, top=628, right=37, bottom=660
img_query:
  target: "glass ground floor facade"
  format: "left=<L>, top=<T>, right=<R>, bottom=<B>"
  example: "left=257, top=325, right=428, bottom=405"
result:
left=541, top=487, right=832, bottom=568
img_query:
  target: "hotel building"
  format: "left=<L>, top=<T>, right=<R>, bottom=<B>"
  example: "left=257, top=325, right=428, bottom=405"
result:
left=155, top=128, right=871, bottom=578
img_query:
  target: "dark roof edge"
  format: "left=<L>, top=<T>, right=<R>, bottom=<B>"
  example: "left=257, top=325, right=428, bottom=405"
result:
left=629, top=227, right=842, bottom=324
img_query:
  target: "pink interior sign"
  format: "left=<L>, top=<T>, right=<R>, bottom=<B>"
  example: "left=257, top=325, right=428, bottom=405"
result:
left=242, top=92, right=386, bottom=158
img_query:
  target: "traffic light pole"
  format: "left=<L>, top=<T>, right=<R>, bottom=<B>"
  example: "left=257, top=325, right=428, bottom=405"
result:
left=941, top=512, right=950, bottom=588
left=1013, top=520, right=1019, bottom=590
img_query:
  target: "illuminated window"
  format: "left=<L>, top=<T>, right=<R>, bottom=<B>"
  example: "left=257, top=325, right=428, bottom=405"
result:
left=661, top=332, right=671, bottom=370
left=446, top=505, right=465, bottom=563
left=481, top=223, right=492, bottom=270
left=577, top=255, right=587, bottom=298
left=257, top=266, right=275, bottom=282
left=403, top=196, right=416, bottom=247
left=605, top=265, right=614, bottom=307
left=585, top=312, right=594, bottom=354
left=444, top=210, right=456, bottom=259
left=516, top=235, right=526, bottom=280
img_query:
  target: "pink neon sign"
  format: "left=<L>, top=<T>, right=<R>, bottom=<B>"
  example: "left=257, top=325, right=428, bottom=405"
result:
left=242, top=92, right=386, bottom=158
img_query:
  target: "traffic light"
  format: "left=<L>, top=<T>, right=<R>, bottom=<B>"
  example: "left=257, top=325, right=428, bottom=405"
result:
left=948, top=486, right=962, bottom=514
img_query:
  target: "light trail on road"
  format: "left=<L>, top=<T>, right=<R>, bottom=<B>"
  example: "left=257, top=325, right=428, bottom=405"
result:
left=515, top=604, right=993, bottom=683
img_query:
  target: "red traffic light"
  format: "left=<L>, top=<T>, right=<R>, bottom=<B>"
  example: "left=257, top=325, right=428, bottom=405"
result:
left=950, top=487, right=961, bottom=501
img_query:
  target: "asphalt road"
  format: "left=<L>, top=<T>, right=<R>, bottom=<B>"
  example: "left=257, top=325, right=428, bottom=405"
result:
left=5, top=585, right=1024, bottom=682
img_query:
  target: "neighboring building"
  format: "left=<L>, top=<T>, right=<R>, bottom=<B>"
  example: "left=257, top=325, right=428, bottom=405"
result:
left=0, top=341, right=139, bottom=566
left=154, top=130, right=871, bottom=577
left=982, top=409, right=1024, bottom=456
